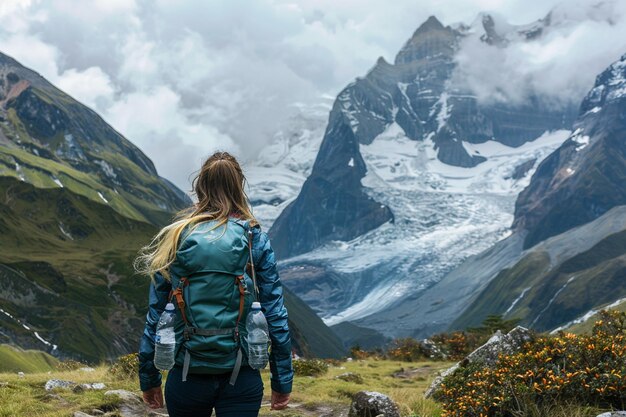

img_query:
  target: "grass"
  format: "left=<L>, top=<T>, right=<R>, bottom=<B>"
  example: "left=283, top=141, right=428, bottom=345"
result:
left=0, top=345, right=58, bottom=373
left=0, top=176, right=350, bottom=363
left=261, top=359, right=449, bottom=417
left=0, top=359, right=451, bottom=417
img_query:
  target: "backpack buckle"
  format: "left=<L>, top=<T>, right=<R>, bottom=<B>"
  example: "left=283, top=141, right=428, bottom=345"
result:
left=183, top=326, right=195, bottom=341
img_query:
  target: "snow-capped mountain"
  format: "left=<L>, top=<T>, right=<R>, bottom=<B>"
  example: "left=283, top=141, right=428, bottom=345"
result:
left=244, top=13, right=589, bottom=339
left=514, top=52, right=626, bottom=248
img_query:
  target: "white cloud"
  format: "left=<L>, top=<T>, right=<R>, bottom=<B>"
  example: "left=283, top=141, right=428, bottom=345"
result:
left=55, top=67, right=115, bottom=110
left=451, top=0, right=626, bottom=107
left=1, top=0, right=625, bottom=192
left=0, top=33, right=59, bottom=79
left=104, top=86, right=238, bottom=188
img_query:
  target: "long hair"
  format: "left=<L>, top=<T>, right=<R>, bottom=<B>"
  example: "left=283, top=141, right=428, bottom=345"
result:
left=135, top=151, right=258, bottom=280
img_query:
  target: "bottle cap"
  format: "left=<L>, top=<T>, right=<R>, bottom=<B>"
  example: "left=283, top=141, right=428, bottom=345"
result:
left=165, top=302, right=175, bottom=311
left=251, top=302, right=261, bottom=310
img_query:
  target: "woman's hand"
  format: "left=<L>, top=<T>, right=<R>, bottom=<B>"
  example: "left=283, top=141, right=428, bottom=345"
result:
left=142, top=386, right=164, bottom=409
left=271, top=390, right=290, bottom=410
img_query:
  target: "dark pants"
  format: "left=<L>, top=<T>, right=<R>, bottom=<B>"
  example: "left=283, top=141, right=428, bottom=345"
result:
left=165, top=366, right=264, bottom=417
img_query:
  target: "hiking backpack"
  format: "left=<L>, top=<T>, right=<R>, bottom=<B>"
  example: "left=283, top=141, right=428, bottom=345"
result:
left=167, top=218, right=258, bottom=385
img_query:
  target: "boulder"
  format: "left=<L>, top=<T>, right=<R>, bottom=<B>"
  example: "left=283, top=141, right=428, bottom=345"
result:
left=463, top=326, right=534, bottom=367
left=45, top=379, right=75, bottom=391
left=420, top=339, right=447, bottom=360
left=104, top=390, right=168, bottom=417
left=349, top=391, right=400, bottom=417
left=335, top=372, right=364, bottom=384
left=596, top=413, right=626, bottom=417
left=45, top=379, right=106, bottom=392
left=425, top=326, right=534, bottom=398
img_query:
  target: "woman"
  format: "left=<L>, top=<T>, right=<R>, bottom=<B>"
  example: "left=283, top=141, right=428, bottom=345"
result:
left=135, top=152, right=293, bottom=417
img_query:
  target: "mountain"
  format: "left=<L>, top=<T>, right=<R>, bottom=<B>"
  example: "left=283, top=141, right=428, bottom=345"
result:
left=450, top=53, right=626, bottom=333
left=259, top=13, right=577, bottom=341
left=0, top=53, right=344, bottom=361
left=270, top=14, right=574, bottom=260
left=513, top=53, right=626, bottom=249
left=0, top=53, right=190, bottom=224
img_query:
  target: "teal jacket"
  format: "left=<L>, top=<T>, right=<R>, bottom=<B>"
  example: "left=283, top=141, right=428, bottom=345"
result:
left=138, top=222, right=293, bottom=393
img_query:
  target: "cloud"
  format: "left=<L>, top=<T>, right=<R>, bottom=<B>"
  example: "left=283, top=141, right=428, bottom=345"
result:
left=55, top=67, right=115, bottom=110
left=104, top=86, right=237, bottom=188
left=1, top=0, right=624, bottom=192
left=451, top=0, right=626, bottom=107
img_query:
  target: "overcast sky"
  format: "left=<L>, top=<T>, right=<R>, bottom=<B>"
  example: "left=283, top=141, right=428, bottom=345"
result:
left=1, top=0, right=625, bottom=191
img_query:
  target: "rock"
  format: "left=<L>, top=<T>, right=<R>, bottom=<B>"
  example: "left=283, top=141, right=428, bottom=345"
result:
left=335, top=372, right=364, bottom=384
left=424, top=363, right=460, bottom=398
left=17, top=372, right=24, bottom=378
left=91, top=410, right=105, bottom=416
left=391, top=366, right=432, bottom=380
left=104, top=390, right=168, bottom=417
left=74, top=412, right=95, bottom=417
left=80, top=367, right=96, bottom=372
left=420, top=339, right=447, bottom=360
left=45, top=379, right=106, bottom=393
left=464, top=326, right=534, bottom=368
left=82, top=382, right=106, bottom=390
left=349, top=391, right=400, bottom=417
left=596, top=413, right=626, bottom=417
left=425, top=326, right=533, bottom=398
left=45, top=379, right=76, bottom=391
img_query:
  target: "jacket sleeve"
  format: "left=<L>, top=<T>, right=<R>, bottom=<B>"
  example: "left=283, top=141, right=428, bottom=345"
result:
left=138, top=271, right=171, bottom=392
left=252, top=229, right=294, bottom=394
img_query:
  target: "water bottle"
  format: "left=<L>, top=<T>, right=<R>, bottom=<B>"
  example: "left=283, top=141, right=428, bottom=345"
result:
left=246, top=302, right=269, bottom=370
left=154, top=303, right=176, bottom=371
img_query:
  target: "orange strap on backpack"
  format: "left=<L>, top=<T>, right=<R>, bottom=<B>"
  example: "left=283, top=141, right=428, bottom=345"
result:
left=171, top=277, right=190, bottom=325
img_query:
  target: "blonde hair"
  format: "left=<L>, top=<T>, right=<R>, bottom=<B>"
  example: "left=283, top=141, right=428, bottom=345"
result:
left=135, top=151, right=258, bottom=280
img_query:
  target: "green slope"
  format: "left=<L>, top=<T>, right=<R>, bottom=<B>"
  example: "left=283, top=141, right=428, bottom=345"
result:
left=0, top=176, right=344, bottom=361
left=453, top=230, right=626, bottom=333
left=0, top=344, right=58, bottom=373
left=0, top=176, right=159, bottom=361
left=0, top=52, right=189, bottom=225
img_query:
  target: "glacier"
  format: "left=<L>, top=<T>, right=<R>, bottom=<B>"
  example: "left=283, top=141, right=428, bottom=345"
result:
left=246, top=107, right=571, bottom=331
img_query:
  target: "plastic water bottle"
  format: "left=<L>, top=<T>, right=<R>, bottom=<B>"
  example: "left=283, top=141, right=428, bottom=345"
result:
left=154, top=303, right=176, bottom=371
left=246, top=302, right=269, bottom=369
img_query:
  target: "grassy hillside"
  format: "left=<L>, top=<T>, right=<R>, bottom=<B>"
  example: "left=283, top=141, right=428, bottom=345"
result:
left=0, top=52, right=190, bottom=222
left=0, top=176, right=344, bottom=362
left=453, top=230, right=626, bottom=332
left=0, top=344, right=58, bottom=373
left=0, top=176, right=159, bottom=361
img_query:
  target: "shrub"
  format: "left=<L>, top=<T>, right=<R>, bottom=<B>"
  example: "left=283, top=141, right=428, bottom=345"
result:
left=387, top=338, right=428, bottom=362
left=109, top=353, right=139, bottom=379
left=55, top=359, right=88, bottom=371
left=349, top=346, right=381, bottom=360
left=293, top=358, right=329, bottom=377
left=323, top=358, right=344, bottom=367
left=434, top=310, right=626, bottom=416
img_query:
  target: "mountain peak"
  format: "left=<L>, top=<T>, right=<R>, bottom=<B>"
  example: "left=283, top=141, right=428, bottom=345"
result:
left=581, top=53, right=626, bottom=113
left=395, top=15, right=455, bottom=65
left=416, top=15, right=445, bottom=34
